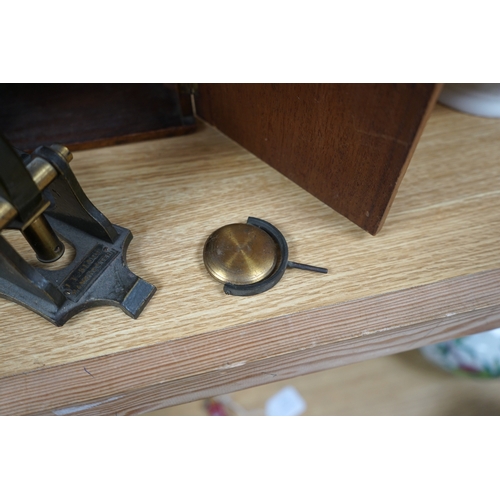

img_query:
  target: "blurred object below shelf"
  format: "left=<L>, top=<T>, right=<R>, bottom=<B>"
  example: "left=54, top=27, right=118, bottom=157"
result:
left=421, top=329, right=500, bottom=378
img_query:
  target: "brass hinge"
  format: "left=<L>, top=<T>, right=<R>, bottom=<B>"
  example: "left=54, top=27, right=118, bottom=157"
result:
left=179, top=83, right=199, bottom=95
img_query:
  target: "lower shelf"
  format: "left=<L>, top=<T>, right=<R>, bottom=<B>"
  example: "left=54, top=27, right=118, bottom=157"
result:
left=145, top=349, right=500, bottom=416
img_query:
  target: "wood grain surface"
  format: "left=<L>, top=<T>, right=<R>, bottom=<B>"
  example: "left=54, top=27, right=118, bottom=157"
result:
left=196, top=84, right=441, bottom=234
left=0, top=104, right=499, bottom=415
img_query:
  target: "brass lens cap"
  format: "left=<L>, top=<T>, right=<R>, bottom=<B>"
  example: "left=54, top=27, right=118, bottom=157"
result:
left=203, top=223, right=278, bottom=285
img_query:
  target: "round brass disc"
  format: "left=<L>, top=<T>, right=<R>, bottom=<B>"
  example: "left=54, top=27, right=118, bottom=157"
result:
left=203, top=223, right=278, bottom=285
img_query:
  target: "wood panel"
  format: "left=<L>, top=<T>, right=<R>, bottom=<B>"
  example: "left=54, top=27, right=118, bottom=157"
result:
left=0, top=104, right=499, bottom=415
left=195, top=83, right=442, bottom=234
left=0, top=83, right=196, bottom=151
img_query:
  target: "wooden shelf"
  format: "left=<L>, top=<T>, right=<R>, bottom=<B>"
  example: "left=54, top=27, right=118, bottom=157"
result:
left=1, top=104, right=500, bottom=415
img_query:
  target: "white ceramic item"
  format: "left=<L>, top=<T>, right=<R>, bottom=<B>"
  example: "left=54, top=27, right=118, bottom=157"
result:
left=438, top=83, right=500, bottom=118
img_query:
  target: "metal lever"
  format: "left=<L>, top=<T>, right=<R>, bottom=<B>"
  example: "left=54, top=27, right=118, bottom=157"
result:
left=287, top=261, right=328, bottom=274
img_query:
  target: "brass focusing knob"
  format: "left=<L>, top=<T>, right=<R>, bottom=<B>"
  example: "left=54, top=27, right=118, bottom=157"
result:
left=203, top=223, right=278, bottom=285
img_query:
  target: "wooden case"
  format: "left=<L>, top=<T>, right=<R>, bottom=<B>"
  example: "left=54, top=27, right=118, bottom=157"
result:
left=0, top=83, right=441, bottom=234
left=195, top=84, right=442, bottom=234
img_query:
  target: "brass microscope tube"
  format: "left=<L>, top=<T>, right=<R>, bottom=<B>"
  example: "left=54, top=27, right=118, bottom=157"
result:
left=22, top=214, right=65, bottom=263
left=21, top=155, right=66, bottom=263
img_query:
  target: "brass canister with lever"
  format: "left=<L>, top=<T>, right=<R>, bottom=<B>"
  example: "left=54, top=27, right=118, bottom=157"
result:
left=0, top=135, right=156, bottom=326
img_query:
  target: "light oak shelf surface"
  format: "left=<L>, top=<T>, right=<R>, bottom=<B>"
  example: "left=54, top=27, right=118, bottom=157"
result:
left=1, top=105, right=499, bottom=415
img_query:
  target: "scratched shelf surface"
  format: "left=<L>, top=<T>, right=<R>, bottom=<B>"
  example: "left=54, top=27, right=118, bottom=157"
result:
left=1, top=105, right=500, bottom=415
